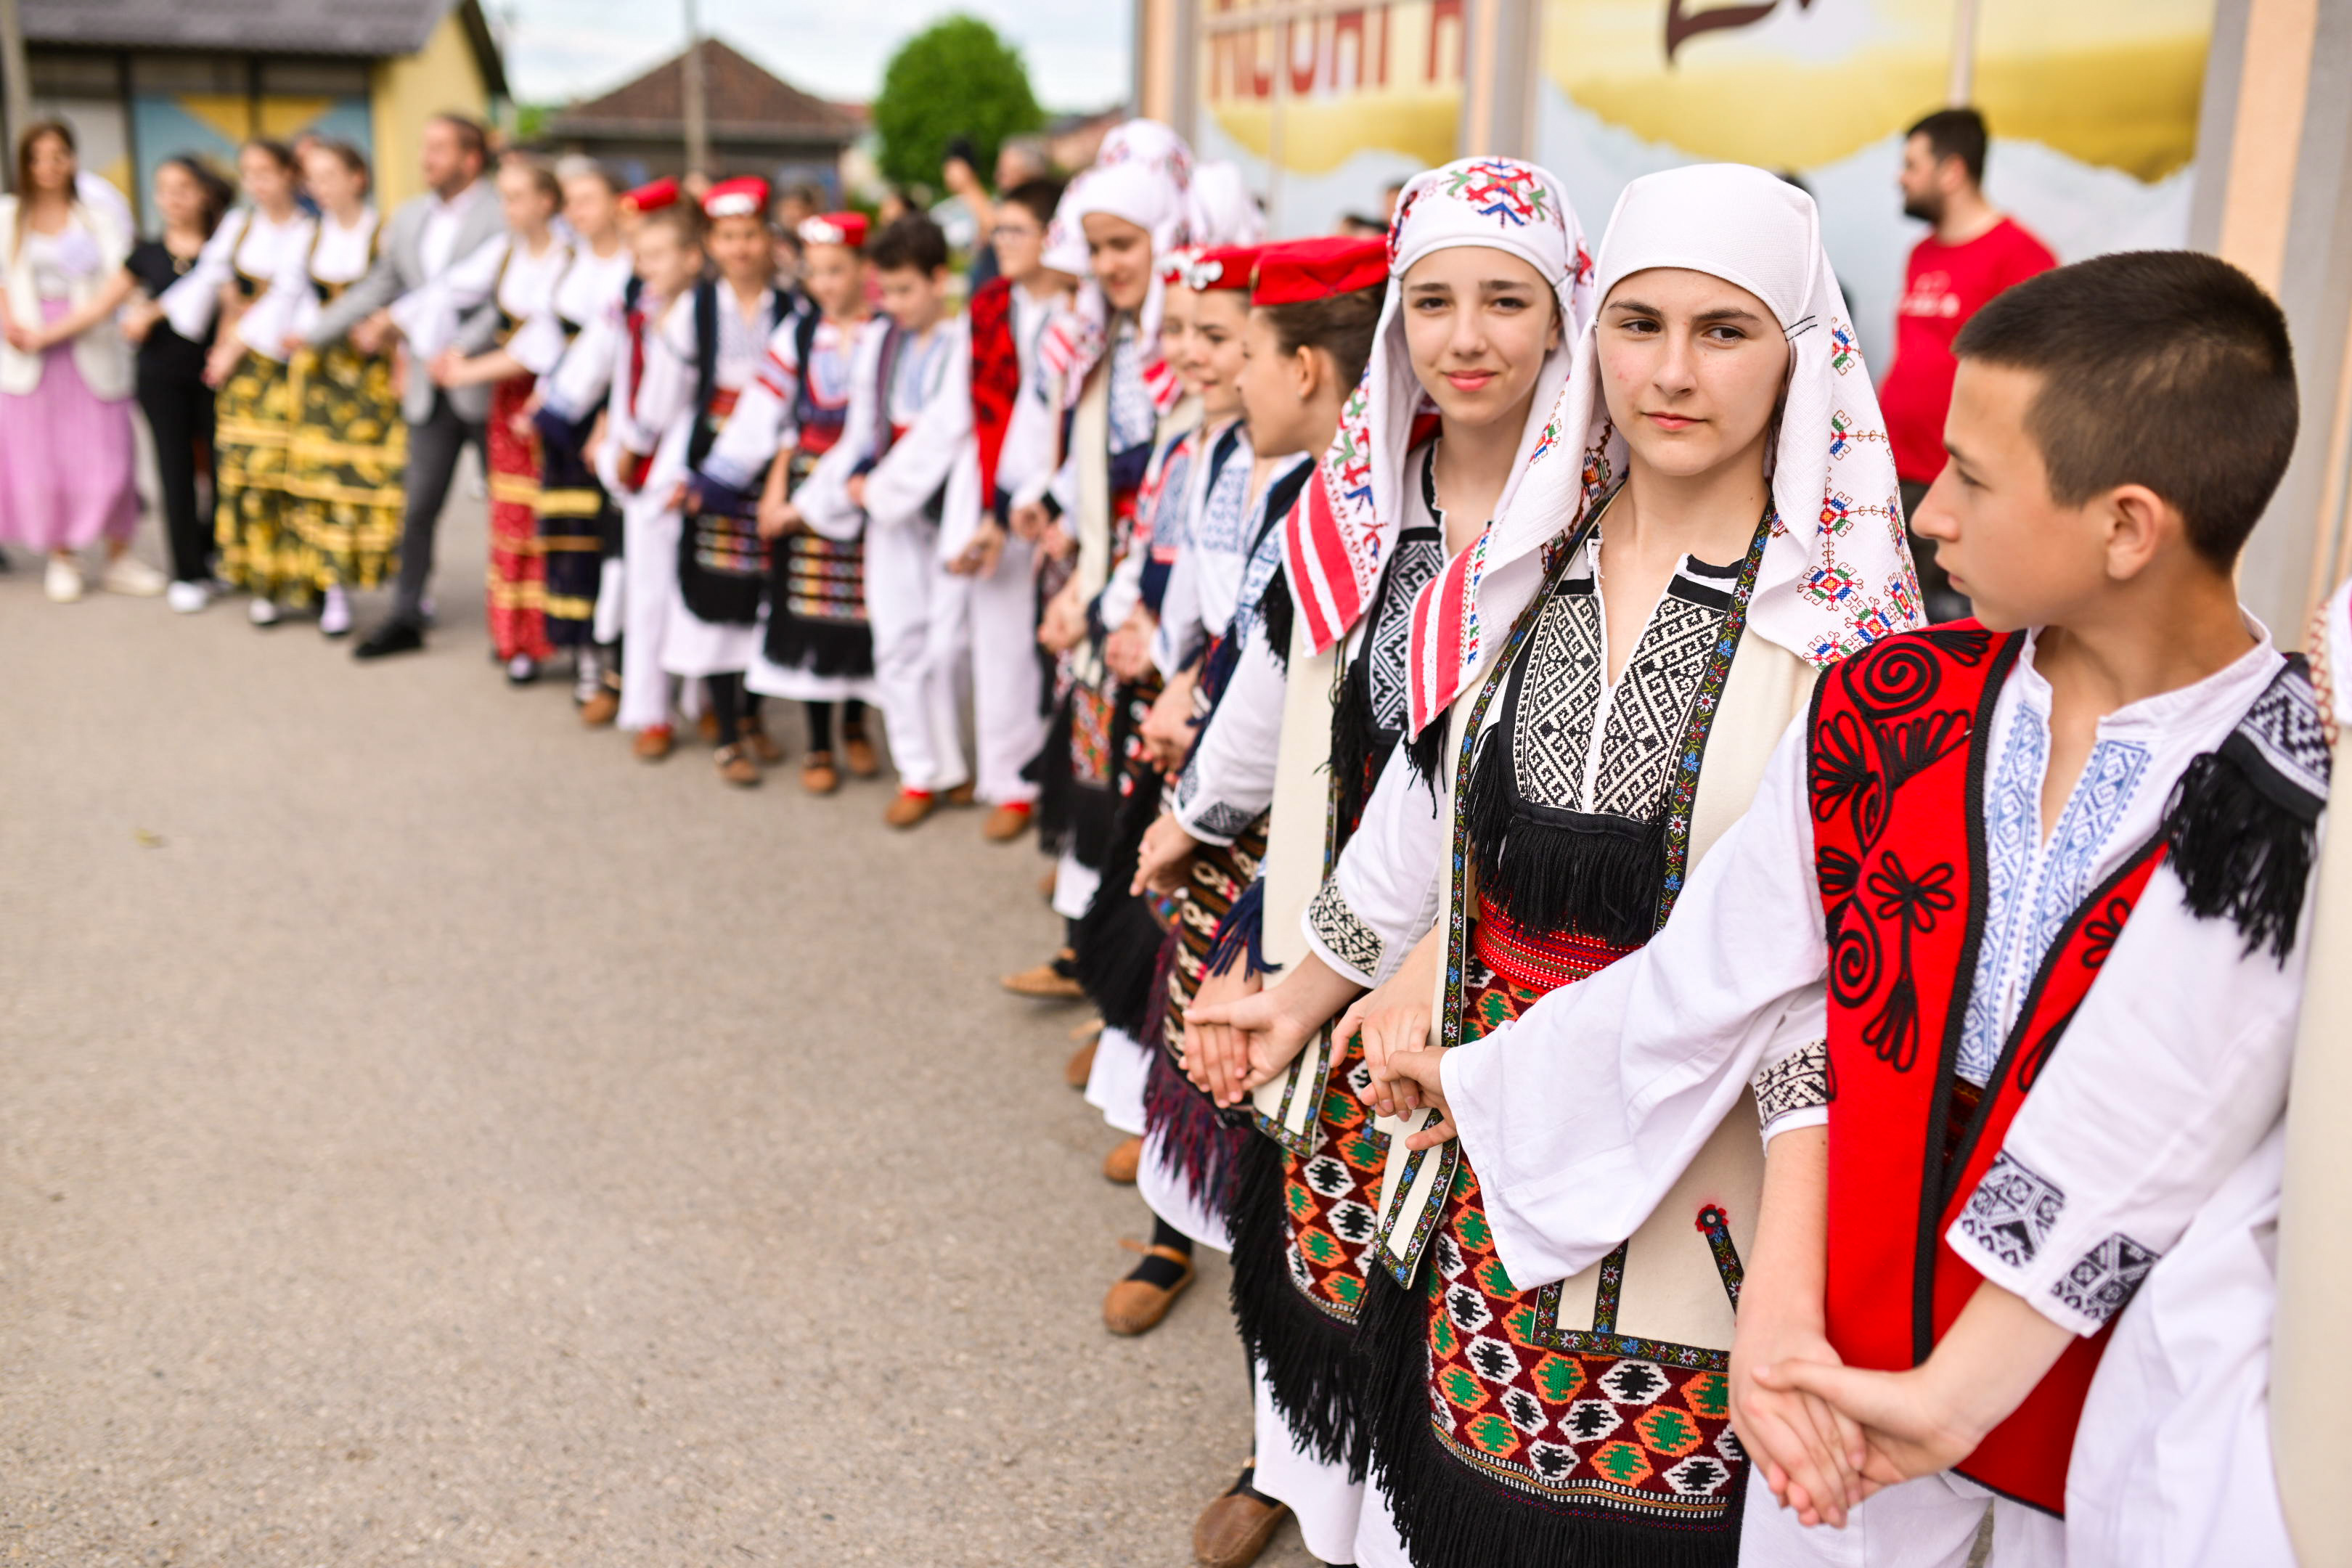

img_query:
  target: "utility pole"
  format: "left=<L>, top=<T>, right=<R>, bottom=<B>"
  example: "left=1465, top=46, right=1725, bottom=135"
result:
left=0, top=0, right=32, bottom=189
left=680, top=0, right=709, bottom=181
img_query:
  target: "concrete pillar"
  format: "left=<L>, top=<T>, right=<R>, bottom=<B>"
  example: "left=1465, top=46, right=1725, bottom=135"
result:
left=1456, top=0, right=1536, bottom=159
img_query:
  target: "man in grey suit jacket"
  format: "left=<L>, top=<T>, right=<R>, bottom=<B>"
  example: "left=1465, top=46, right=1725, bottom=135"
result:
left=311, top=115, right=507, bottom=658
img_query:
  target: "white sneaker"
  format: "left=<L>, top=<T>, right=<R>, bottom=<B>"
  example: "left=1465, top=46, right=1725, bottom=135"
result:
left=100, top=555, right=168, bottom=597
left=248, top=597, right=282, bottom=627
left=319, top=587, right=352, bottom=638
left=166, top=580, right=213, bottom=614
left=43, top=556, right=83, bottom=603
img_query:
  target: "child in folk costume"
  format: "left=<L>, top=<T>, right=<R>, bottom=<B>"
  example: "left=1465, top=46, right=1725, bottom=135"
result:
left=1003, top=123, right=1199, bottom=1001
left=727, top=211, right=882, bottom=796
left=1177, top=158, right=1597, bottom=1568
left=523, top=160, right=637, bottom=711
left=640, top=178, right=789, bottom=788
left=164, top=139, right=315, bottom=625
left=274, top=139, right=402, bottom=640
left=538, top=175, right=677, bottom=729
left=423, top=155, right=572, bottom=684
left=1257, top=166, right=1914, bottom=1568
left=789, top=216, right=970, bottom=828
left=1099, top=239, right=1385, bottom=1345
left=937, top=176, right=1074, bottom=843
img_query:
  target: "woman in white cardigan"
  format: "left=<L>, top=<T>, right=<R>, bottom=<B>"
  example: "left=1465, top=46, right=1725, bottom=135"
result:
left=0, top=121, right=161, bottom=603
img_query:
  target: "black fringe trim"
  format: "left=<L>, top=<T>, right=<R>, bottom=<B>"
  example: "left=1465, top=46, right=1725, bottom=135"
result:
left=1142, top=1046, right=1246, bottom=1228
left=1464, top=724, right=1668, bottom=950
left=761, top=611, right=875, bottom=678
left=1258, top=563, right=1294, bottom=674
left=1228, top=1131, right=1371, bottom=1476
left=1204, top=878, right=1279, bottom=981
left=2163, top=749, right=2319, bottom=961
left=1328, top=644, right=1396, bottom=847
left=1357, top=1267, right=1744, bottom=1568
left=1405, top=718, right=1450, bottom=805
left=1137, top=923, right=1181, bottom=1072
left=1074, top=777, right=1169, bottom=1038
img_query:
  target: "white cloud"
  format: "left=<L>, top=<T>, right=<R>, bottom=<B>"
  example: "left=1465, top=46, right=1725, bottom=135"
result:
left=499, top=0, right=1132, bottom=111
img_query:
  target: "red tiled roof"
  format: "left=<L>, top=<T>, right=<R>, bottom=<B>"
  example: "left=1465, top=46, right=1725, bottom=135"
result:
left=547, top=36, right=859, bottom=143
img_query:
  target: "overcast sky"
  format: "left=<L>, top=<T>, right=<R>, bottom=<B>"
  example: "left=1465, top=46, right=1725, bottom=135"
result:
left=495, top=0, right=1132, bottom=113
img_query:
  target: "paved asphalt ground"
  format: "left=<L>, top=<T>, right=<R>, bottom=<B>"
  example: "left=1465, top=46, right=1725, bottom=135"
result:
left=1, top=489, right=1319, bottom=1567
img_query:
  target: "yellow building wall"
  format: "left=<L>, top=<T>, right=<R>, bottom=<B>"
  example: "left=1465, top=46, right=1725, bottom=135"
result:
left=369, top=9, right=493, bottom=209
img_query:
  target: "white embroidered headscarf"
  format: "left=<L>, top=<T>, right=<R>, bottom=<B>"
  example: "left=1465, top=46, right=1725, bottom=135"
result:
left=1186, top=160, right=1265, bottom=248
left=1285, top=158, right=1594, bottom=656
left=1405, top=163, right=1921, bottom=737
left=1040, top=119, right=1194, bottom=415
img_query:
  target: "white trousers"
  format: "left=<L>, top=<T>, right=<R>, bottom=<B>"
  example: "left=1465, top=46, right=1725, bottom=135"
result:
left=865, top=518, right=971, bottom=794
left=1052, top=850, right=1100, bottom=923
left=1738, top=1469, right=2065, bottom=1568
left=1253, top=1361, right=1365, bottom=1566
left=964, top=533, right=1047, bottom=804
left=618, top=493, right=680, bottom=732
left=1082, top=1024, right=1151, bottom=1136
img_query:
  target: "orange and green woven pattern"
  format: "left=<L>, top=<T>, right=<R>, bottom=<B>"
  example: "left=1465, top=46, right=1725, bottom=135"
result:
left=1279, top=1030, right=1388, bottom=1324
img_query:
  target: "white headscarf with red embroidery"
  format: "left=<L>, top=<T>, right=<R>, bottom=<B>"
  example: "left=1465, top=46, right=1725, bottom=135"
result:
left=1405, top=162, right=1922, bottom=737
left=1284, top=157, right=1594, bottom=656
left=1038, top=120, right=1195, bottom=417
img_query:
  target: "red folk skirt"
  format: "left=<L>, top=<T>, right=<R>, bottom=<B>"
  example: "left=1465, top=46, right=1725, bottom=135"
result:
left=486, top=376, right=552, bottom=663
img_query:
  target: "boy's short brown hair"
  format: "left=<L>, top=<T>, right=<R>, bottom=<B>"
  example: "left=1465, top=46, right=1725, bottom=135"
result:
left=1953, top=250, right=2298, bottom=568
left=639, top=203, right=706, bottom=250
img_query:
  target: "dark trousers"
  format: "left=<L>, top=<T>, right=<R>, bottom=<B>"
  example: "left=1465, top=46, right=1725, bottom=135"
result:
left=391, top=392, right=486, bottom=624
left=137, top=367, right=215, bottom=584
left=1899, top=478, right=1972, bottom=624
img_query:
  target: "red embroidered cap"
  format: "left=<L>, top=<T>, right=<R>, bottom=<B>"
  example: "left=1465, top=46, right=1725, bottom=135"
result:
left=1249, top=236, right=1387, bottom=305
left=621, top=176, right=680, bottom=213
left=702, top=177, right=769, bottom=220
left=799, top=211, right=870, bottom=250
left=1178, top=244, right=1265, bottom=293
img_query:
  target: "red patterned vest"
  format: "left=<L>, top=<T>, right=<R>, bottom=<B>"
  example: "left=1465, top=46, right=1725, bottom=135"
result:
left=1810, top=625, right=2166, bottom=1515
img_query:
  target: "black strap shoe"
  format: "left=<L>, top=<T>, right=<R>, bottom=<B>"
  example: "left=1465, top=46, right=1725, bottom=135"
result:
left=353, top=619, right=426, bottom=660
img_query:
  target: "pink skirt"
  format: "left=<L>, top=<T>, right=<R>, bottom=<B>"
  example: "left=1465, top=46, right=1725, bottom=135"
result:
left=0, top=298, right=139, bottom=552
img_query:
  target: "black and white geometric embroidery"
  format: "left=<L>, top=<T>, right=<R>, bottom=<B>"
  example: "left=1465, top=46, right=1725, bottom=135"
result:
left=1511, top=581, right=1608, bottom=811
left=1751, top=1040, right=1832, bottom=1127
left=1955, top=1151, right=2066, bottom=1268
left=1307, top=879, right=1386, bottom=977
left=1366, top=526, right=1445, bottom=735
left=2049, top=1232, right=2160, bottom=1323
left=1591, top=589, right=1728, bottom=819
left=1188, top=799, right=1260, bottom=839
left=2227, top=663, right=2331, bottom=817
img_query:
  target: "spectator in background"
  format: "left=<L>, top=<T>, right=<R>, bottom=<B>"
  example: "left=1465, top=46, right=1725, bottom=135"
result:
left=1879, top=106, right=2055, bottom=620
left=1336, top=212, right=1387, bottom=238
left=876, top=189, right=913, bottom=226
left=122, top=155, right=234, bottom=611
left=947, top=137, right=1051, bottom=289
left=0, top=121, right=159, bottom=605
left=772, top=182, right=824, bottom=237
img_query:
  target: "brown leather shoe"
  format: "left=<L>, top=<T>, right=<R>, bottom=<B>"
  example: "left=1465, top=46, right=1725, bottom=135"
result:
left=842, top=731, right=881, bottom=777
left=883, top=789, right=936, bottom=829
left=741, top=714, right=784, bottom=764
left=697, top=709, right=720, bottom=743
left=1064, top=1024, right=1101, bottom=1089
left=715, top=743, right=761, bottom=788
left=1037, top=868, right=1057, bottom=900
left=633, top=724, right=675, bottom=761
left=801, top=751, right=840, bottom=795
left=1192, top=1466, right=1289, bottom=1568
left=1103, top=1241, right=1194, bottom=1335
left=1101, top=1134, right=1142, bottom=1183
left=982, top=802, right=1034, bottom=841
left=578, top=690, right=619, bottom=727
left=943, top=780, right=976, bottom=807
left=1002, top=950, right=1084, bottom=999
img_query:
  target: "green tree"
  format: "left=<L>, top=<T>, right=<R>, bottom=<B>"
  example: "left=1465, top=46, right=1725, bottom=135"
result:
left=871, top=15, right=1045, bottom=194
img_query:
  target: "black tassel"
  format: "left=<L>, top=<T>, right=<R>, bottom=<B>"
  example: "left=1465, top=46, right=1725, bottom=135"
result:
left=1257, top=563, right=1294, bottom=674
left=1328, top=648, right=1392, bottom=847
left=1204, top=878, right=1279, bottom=981
left=1228, top=1132, right=1373, bottom=1477
left=1465, top=725, right=1668, bottom=949
left=1355, top=1268, right=1744, bottom=1568
left=1141, top=1047, right=1248, bottom=1225
left=1074, top=775, right=1170, bottom=1037
left=2163, top=751, right=2319, bottom=961
left=1406, top=717, right=1450, bottom=804
left=1136, top=924, right=1181, bottom=1071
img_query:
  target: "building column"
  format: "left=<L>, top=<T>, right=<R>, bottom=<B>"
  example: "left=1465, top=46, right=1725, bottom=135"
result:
left=1133, top=0, right=1196, bottom=144
left=1456, top=0, right=1537, bottom=159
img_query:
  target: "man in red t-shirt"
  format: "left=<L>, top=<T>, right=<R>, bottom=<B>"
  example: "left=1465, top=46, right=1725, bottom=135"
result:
left=1881, top=107, right=2057, bottom=618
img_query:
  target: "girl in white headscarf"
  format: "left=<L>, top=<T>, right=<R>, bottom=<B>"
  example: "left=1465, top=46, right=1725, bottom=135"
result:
left=1317, top=163, right=1919, bottom=1568
left=1172, top=157, right=1598, bottom=1568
